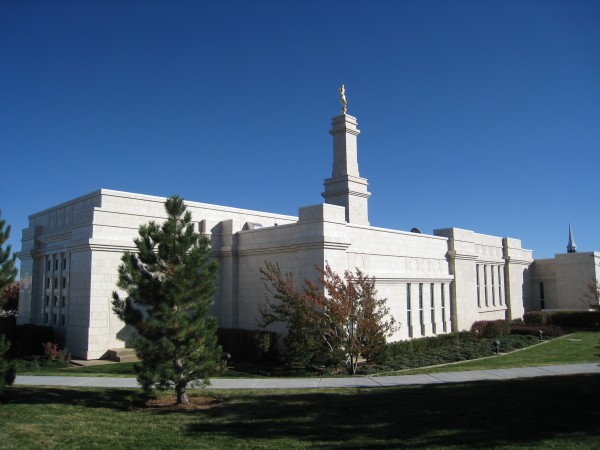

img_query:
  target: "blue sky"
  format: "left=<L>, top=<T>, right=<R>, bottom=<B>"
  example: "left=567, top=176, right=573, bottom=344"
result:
left=1, top=0, right=599, bottom=268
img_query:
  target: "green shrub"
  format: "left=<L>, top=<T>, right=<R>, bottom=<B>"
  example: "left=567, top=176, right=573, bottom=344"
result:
left=548, top=311, right=600, bottom=329
left=510, top=325, right=564, bottom=338
left=11, top=355, right=71, bottom=372
left=471, top=320, right=511, bottom=338
left=370, top=334, right=537, bottom=373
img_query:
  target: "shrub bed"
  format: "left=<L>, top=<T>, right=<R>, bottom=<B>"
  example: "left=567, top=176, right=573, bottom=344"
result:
left=510, top=324, right=564, bottom=338
left=362, top=333, right=538, bottom=374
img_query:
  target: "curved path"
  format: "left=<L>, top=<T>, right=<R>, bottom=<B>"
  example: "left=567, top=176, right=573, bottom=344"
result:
left=14, top=363, right=600, bottom=390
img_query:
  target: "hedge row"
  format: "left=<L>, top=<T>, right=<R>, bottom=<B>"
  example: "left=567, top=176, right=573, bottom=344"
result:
left=366, top=333, right=538, bottom=374
left=524, top=310, right=600, bottom=328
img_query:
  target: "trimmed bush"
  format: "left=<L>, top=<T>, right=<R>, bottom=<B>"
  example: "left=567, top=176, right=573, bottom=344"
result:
left=523, top=311, right=549, bottom=325
left=471, top=320, right=511, bottom=338
left=548, top=311, right=600, bottom=329
left=523, top=310, right=600, bottom=329
left=367, top=334, right=537, bottom=373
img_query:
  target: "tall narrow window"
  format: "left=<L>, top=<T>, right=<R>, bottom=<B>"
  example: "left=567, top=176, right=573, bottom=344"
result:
left=46, top=260, right=51, bottom=271
left=483, top=266, right=489, bottom=307
left=498, top=266, right=503, bottom=305
left=491, top=267, right=496, bottom=306
left=61, top=296, right=66, bottom=307
left=62, top=277, right=67, bottom=289
left=441, top=283, right=446, bottom=332
left=430, top=283, right=436, bottom=334
left=46, top=278, right=50, bottom=289
left=61, top=315, right=66, bottom=326
left=540, top=282, right=545, bottom=309
left=406, top=284, right=412, bottom=338
left=476, top=265, right=481, bottom=308
left=419, top=283, right=424, bottom=336
left=63, top=258, right=67, bottom=270
left=54, top=258, right=59, bottom=270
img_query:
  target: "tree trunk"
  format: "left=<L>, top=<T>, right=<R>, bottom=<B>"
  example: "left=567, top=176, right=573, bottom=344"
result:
left=176, top=382, right=189, bottom=404
left=175, top=358, right=189, bottom=404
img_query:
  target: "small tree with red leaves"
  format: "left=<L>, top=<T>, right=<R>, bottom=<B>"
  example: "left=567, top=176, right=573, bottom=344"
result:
left=260, top=262, right=397, bottom=374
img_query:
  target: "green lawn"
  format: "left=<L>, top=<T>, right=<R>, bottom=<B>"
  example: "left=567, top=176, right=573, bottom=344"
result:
left=390, top=331, right=600, bottom=375
left=1, top=374, right=599, bottom=449
left=17, top=361, right=138, bottom=377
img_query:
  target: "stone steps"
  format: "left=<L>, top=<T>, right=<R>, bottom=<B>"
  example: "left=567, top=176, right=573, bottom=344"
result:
left=107, top=348, right=140, bottom=363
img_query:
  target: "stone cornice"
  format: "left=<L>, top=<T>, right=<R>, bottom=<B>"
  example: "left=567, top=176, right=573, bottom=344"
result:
left=446, top=250, right=477, bottom=261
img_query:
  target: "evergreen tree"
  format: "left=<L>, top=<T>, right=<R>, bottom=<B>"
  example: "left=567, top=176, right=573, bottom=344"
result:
left=112, top=196, right=222, bottom=404
left=0, top=211, right=18, bottom=292
left=0, top=334, right=16, bottom=396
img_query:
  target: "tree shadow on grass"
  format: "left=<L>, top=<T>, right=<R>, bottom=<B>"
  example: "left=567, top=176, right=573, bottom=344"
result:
left=188, top=374, right=600, bottom=448
left=1, top=386, right=146, bottom=411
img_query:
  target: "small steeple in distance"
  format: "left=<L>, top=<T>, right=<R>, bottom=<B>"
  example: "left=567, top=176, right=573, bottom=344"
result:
left=567, top=223, right=577, bottom=253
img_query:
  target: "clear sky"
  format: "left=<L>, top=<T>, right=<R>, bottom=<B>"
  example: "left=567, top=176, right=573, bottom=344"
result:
left=1, top=0, right=599, bottom=269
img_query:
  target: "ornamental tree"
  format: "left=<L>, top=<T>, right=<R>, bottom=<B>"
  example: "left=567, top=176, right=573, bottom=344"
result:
left=260, top=262, right=397, bottom=374
left=0, top=281, right=19, bottom=318
left=0, top=211, right=18, bottom=292
left=112, top=196, right=222, bottom=404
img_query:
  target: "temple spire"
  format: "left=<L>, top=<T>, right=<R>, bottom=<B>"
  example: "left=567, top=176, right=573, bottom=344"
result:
left=567, top=223, right=577, bottom=253
left=322, top=85, right=371, bottom=225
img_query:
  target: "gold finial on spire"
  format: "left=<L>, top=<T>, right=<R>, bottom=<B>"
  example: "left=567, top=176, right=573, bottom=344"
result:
left=339, top=84, right=347, bottom=114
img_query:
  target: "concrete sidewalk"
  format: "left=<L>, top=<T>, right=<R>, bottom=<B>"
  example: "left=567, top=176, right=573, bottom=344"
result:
left=14, top=363, right=600, bottom=390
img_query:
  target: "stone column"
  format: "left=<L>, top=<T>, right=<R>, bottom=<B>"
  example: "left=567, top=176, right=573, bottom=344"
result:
left=322, top=114, right=371, bottom=225
left=503, top=237, right=533, bottom=320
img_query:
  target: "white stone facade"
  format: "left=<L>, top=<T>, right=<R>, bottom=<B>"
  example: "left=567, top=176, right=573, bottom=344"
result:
left=18, top=110, right=534, bottom=359
left=530, top=252, right=600, bottom=311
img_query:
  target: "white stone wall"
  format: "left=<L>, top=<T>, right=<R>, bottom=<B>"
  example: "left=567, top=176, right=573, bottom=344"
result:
left=18, top=189, right=298, bottom=359
left=531, top=252, right=600, bottom=311
left=434, top=228, right=533, bottom=330
left=18, top=188, right=535, bottom=359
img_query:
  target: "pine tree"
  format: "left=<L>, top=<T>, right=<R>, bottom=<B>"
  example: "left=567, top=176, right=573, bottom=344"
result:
left=112, top=196, right=222, bottom=404
left=0, top=334, right=16, bottom=396
left=0, top=211, right=18, bottom=292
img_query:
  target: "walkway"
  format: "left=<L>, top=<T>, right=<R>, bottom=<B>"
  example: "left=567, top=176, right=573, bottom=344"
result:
left=14, top=363, right=600, bottom=390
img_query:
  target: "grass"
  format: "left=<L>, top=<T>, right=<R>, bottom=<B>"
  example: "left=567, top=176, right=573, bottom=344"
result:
left=17, top=361, right=138, bottom=377
left=1, top=374, right=599, bottom=449
left=387, top=331, right=600, bottom=375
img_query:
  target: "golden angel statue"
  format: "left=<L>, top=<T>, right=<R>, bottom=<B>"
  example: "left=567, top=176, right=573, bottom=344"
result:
left=339, top=84, right=347, bottom=114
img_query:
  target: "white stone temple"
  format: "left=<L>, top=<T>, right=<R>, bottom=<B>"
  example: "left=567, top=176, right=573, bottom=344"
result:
left=17, top=96, right=544, bottom=359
